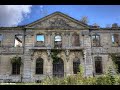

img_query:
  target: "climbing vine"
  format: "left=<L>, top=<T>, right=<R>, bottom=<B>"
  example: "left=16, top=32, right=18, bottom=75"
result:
left=10, top=56, right=22, bottom=66
left=109, top=53, right=118, bottom=73
left=51, top=49, right=61, bottom=63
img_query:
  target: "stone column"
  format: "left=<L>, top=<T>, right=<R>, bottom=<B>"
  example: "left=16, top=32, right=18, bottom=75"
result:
left=83, top=31, right=93, bottom=77
left=61, top=33, right=65, bottom=48
left=22, top=33, right=33, bottom=82
left=69, top=32, right=72, bottom=47
left=51, top=33, right=55, bottom=48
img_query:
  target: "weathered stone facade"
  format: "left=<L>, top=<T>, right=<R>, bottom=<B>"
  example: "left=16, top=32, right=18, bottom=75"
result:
left=0, top=12, right=119, bottom=82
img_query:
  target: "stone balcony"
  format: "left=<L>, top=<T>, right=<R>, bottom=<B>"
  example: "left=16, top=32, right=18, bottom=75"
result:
left=92, top=47, right=120, bottom=54
left=0, top=47, right=24, bottom=54
left=30, top=45, right=84, bottom=50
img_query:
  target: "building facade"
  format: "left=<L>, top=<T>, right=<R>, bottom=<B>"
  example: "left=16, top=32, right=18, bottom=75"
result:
left=0, top=12, right=120, bottom=83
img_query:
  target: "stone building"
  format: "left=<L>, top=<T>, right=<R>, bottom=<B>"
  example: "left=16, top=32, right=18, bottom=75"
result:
left=0, top=12, right=120, bottom=83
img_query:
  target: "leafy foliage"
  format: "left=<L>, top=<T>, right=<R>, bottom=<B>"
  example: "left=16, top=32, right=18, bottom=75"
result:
left=40, top=64, right=120, bottom=85
left=51, top=49, right=61, bottom=63
left=10, top=56, right=22, bottom=65
left=109, top=53, right=119, bottom=73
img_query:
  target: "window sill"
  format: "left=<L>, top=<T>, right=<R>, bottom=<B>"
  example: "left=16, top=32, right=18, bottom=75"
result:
left=92, top=46, right=102, bottom=47
left=111, top=46, right=120, bottom=47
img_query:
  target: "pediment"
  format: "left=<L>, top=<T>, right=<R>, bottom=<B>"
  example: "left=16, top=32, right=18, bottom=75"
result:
left=25, top=12, right=89, bottom=30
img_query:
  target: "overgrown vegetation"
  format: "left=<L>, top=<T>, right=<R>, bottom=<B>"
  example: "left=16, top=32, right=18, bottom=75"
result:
left=109, top=53, right=119, bottom=73
left=2, top=53, right=120, bottom=85
left=40, top=65, right=120, bottom=85
left=10, top=56, right=22, bottom=65
left=51, top=49, right=61, bottom=63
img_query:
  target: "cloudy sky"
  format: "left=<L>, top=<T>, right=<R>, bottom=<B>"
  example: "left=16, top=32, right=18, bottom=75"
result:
left=0, top=5, right=120, bottom=27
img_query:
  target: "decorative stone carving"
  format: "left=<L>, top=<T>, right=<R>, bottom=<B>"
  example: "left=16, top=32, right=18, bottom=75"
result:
left=36, top=51, right=42, bottom=56
left=65, top=50, right=70, bottom=56
left=65, top=50, right=70, bottom=62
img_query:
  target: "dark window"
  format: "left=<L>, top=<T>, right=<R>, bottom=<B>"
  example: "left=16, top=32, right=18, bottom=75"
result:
left=53, top=58, right=64, bottom=77
left=73, top=58, right=80, bottom=74
left=95, top=57, right=103, bottom=74
left=72, top=33, right=80, bottom=46
left=54, top=35, right=62, bottom=48
left=12, top=63, right=20, bottom=75
left=116, top=57, right=120, bottom=73
left=0, top=34, right=2, bottom=47
left=112, top=34, right=120, bottom=46
left=36, top=58, right=43, bottom=74
left=14, top=35, right=23, bottom=47
left=92, top=34, right=100, bottom=46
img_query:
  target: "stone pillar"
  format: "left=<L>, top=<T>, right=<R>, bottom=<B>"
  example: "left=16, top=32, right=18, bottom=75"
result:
left=65, top=50, right=71, bottom=76
left=69, top=32, right=72, bottom=47
left=47, top=33, right=51, bottom=47
left=51, top=33, right=55, bottom=48
left=83, top=31, right=93, bottom=77
left=22, top=33, right=33, bottom=82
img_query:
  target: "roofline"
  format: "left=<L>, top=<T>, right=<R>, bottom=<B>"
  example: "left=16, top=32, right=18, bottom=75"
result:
left=25, top=11, right=90, bottom=28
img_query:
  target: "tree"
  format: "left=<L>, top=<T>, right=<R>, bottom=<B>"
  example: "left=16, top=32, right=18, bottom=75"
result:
left=80, top=16, right=88, bottom=24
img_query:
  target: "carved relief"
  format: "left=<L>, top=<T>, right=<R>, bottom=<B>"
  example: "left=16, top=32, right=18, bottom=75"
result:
left=28, top=15, right=85, bottom=30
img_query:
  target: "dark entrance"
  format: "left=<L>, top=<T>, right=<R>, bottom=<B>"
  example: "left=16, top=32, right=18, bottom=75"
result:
left=53, top=58, right=64, bottom=77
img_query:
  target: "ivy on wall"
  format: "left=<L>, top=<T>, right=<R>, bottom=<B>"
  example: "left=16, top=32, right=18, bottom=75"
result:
left=51, top=49, right=61, bottom=63
left=109, top=53, right=118, bottom=73
left=10, top=56, right=22, bottom=66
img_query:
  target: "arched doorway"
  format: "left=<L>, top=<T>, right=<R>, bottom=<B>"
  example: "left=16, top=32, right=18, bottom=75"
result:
left=53, top=58, right=64, bottom=77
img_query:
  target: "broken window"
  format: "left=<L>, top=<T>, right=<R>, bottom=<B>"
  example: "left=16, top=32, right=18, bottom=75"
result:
left=94, top=56, right=103, bottom=74
left=54, top=35, right=62, bottom=48
left=14, top=35, right=23, bottom=47
left=36, top=34, right=45, bottom=47
left=36, top=58, right=43, bottom=74
left=36, top=34, right=44, bottom=42
left=92, top=34, right=100, bottom=46
left=72, top=33, right=80, bottom=46
left=112, top=34, right=120, bottom=46
left=73, top=58, right=80, bottom=74
left=0, top=34, right=2, bottom=47
left=12, top=63, right=20, bottom=75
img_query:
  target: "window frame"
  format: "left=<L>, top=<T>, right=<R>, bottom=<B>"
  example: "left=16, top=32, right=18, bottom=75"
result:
left=111, top=33, right=120, bottom=47
left=72, top=33, right=80, bottom=47
left=94, top=56, right=103, bottom=75
left=92, top=34, right=100, bottom=47
left=36, top=34, right=45, bottom=42
left=35, top=58, right=44, bottom=75
left=14, top=34, right=23, bottom=47
left=54, top=35, right=62, bottom=48
left=12, top=63, right=20, bottom=75
left=73, top=58, right=80, bottom=74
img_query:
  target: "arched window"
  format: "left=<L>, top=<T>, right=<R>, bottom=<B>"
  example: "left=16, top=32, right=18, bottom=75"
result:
left=12, top=63, right=20, bottom=75
left=92, top=34, right=100, bottom=46
left=36, top=58, right=43, bottom=74
left=73, top=58, right=80, bottom=74
left=72, top=33, right=80, bottom=46
left=54, top=35, right=62, bottom=48
left=94, top=56, right=103, bottom=74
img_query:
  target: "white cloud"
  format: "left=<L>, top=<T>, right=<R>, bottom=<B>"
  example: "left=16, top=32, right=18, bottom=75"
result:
left=0, top=5, right=32, bottom=27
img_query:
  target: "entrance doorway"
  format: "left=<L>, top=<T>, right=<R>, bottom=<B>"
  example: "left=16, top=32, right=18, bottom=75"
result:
left=53, top=58, right=64, bottom=77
